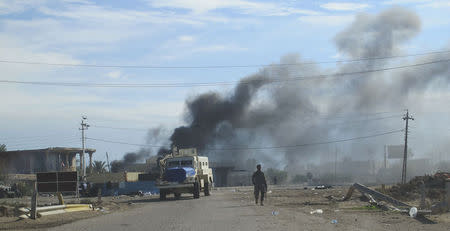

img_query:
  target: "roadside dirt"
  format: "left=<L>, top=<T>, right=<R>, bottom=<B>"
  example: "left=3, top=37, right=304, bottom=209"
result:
left=1, top=185, right=449, bottom=230
left=225, top=185, right=450, bottom=230
left=0, top=194, right=156, bottom=230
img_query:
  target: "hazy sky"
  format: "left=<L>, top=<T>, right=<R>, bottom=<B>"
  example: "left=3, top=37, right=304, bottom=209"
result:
left=1, top=0, right=449, bottom=163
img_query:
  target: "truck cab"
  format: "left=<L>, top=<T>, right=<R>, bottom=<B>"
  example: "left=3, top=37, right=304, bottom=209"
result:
left=157, top=148, right=213, bottom=200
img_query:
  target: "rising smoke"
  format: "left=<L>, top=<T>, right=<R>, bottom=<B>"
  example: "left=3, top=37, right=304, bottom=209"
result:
left=154, top=7, right=450, bottom=174
left=112, top=126, right=169, bottom=172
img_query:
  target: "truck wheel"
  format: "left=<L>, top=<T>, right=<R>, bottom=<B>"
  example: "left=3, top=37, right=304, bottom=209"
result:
left=193, top=182, right=200, bottom=199
left=160, top=190, right=167, bottom=201
left=174, top=192, right=181, bottom=200
left=204, top=182, right=210, bottom=196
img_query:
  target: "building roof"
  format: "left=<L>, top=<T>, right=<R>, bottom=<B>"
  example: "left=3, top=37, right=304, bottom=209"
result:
left=1, top=147, right=96, bottom=155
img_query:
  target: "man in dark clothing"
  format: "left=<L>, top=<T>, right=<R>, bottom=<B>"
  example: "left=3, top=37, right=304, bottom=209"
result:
left=252, top=164, right=267, bottom=206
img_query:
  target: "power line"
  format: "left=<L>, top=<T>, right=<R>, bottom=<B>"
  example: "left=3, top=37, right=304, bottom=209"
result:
left=86, top=128, right=403, bottom=151
left=326, top=114, right=401, bottom=126
left=90, top=125, right=149, bottom=131
left=0, top=134, right=79, bottom=142
left=1, top=58, right=448, bottom=88
left=86, top=137, right=164, bottom=147
left=0, top=50, right=448, bottom=69
left=1, top=137, right=80, bottom=146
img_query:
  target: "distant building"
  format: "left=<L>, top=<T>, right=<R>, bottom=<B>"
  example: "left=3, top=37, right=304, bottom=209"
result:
left=0, top=147, right=95, bottom=174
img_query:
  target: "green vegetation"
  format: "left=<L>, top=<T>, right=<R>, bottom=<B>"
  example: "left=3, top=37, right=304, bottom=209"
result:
left=291, top=174, right=308, bottom=184
left=0, top=144, right=6, bottom=152
left=266, top=168, right=287, bottom=185
left=93, top=161, right=107, bottom=173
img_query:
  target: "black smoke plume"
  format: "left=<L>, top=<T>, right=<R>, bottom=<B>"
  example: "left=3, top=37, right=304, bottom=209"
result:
left=156, top=7, right=450, bottom=174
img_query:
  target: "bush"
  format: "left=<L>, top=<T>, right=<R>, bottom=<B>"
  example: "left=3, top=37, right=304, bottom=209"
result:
left=291, top=174, right=307, bottom=184
left=16, top=182, right=34, bottom=196
left=266, top=168, right=287, bottom=185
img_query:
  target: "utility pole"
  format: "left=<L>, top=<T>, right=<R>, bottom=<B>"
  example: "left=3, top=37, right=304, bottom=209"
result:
left=80, top=116, right=89, bottom=178
left=334, top=146, right=337, bottom=185
left=401, top=110, right=414, bottom=184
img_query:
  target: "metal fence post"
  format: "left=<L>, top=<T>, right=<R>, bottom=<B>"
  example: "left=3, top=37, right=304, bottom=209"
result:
left=30, top=182, right=37, bottom=219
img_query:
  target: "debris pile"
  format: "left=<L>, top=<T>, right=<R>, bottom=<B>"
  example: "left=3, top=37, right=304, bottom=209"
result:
left=385, top=174, right=448, bottom=203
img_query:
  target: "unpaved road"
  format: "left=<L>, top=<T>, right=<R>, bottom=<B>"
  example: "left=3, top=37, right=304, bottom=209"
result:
left=2, top=186, right=447, bottom=231
left=48, top=190, right=261, bottom=231
left=44, top=186, right=449, bottom=231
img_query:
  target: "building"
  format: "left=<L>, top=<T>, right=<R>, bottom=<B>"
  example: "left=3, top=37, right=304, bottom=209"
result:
left=0, top=147, right=95, bottom=174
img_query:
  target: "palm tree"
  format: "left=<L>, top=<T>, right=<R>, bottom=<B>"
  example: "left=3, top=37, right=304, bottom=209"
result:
left=92, top=161, right=107, bottom=173
left=0, top=144, right=6, bottom=152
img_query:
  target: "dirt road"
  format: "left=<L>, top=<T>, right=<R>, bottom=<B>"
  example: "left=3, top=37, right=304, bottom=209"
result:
left=1, top=186, right=447, bottom=230
left=45, top=186, right=448, bottom=231
left=48, top=190, right=261, bottom=231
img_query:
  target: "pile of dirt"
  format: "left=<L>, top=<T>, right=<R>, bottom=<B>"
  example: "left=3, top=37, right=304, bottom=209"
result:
left=385, top=174, right=448, bottom=203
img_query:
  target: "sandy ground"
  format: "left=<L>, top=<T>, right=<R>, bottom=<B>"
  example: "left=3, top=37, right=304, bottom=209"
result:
left=0, top=185, right=449, bottom=230
left=0, top=194, right=150, bottom=230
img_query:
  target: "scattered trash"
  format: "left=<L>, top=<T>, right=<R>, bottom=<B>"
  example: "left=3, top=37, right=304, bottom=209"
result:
left=272, top=211, right=279, bottom=216
left=230, top=189, right=236, bottom=192
left=310, top=209, right=323, bottom=214
left=331, top=219, right=338, bottom=224
left=409, top=207, right=418, bottom=218
left=303, top=187, right=308, bottom=190
left=267, top=190, right=272, bottom=194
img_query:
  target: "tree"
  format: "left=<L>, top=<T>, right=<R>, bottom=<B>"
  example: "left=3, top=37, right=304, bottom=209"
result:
left=306, top=172, right=313, bottom=181
left=291, top=174, right=307, bottom=184
left=110, top=161, right=124, bottom=173
left=266, top=168, right=288, bottom=184
left=0, top=144, right=7, bottom=181
left=92, top=161, right=107, bottom=173
left=0, top=144, right=6, bottom=152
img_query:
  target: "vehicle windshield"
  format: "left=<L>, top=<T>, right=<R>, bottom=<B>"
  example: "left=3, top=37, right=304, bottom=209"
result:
left=167, top=159, right=193, bottom=167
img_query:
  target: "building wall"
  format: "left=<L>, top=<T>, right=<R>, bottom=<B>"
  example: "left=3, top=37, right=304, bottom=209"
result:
left=1, top=150, right=81, bottom=174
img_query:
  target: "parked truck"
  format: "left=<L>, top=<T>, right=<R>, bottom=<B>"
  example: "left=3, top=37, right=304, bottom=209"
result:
left=156, top=147, right=213, bottom=200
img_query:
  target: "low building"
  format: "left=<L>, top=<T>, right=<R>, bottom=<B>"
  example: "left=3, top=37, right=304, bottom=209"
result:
left=0, top=147, right=95, bottom=174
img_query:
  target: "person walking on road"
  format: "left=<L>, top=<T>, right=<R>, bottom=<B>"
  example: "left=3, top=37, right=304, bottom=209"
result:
left=252, top=164, right=267, bottom=206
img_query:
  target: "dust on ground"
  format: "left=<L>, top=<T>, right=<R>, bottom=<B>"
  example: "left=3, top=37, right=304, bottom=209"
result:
left=0, top=193, right=159, bottom=230
left=0, top=185, right=449, bottom=230
left=224, top=185, right=450, bottom=231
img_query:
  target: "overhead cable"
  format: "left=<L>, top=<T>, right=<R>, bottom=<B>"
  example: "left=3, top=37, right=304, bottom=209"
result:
left=85, top=128, right=403, bottom=150
left=0, top=58, right=448, bottom=88
left=0, top=50, right=448, bottom=69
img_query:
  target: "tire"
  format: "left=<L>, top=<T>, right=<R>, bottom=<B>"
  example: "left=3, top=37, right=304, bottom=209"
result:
left=204, top=182, right=210, bottom=196
left=160, top=190, right=167, bottom=201
left=193, top=182, right=200, bottom=199
left=174, top=192, right=181, bottom=200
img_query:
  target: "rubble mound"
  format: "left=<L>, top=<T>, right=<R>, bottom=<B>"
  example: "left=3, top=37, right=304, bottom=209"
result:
left=385, top=174, right=448, bottom=203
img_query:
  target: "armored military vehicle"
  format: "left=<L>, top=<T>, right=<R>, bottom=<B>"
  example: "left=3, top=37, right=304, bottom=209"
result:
left=156, top=148, right=213, bottom=200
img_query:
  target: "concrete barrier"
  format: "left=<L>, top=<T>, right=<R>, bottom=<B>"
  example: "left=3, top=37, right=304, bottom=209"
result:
left=19, top=204, right=92, bottom=219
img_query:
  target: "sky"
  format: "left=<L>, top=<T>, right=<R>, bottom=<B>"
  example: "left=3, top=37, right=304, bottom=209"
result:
left=0, top=0, right=449, bottom=164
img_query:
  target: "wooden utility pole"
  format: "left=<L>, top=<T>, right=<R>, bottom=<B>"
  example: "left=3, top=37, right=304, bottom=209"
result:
left=401, top=109, right=414, bottom=184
